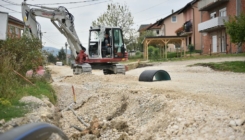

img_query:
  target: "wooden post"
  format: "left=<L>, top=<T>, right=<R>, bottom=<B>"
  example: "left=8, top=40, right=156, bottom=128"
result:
left=183, top=38, right=186, bottom=57
left=145, top=40, right=152, bottom=61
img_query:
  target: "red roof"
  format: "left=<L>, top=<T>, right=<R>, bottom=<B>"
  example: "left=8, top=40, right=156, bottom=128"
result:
left=147, top=23, right=161, bottom=30
left=8, top=15, right=24, bottom=26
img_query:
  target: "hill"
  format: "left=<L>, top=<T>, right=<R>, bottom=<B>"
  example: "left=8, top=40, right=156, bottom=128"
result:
left=43, top=47, right=71, bottom=56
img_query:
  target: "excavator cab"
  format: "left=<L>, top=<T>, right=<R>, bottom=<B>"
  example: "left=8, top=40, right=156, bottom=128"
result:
left=88, top=26, right=126, bottom=59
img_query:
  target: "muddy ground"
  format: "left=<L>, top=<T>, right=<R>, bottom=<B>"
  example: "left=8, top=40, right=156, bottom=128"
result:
left=49, top=57, right=245, bottom=140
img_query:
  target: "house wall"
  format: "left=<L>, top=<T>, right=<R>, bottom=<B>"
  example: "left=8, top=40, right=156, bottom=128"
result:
left=182, top=2, right=202, bottom=50
left=193, top=2, right=202, bottom=51
left=160, top=25, right=165, bottom=36
left=151, top=29, right=162, bottom=36
left=164, top=13, right=184, bottom=36
left=242, top=0, right=245, bottom=12
left=184, top=7, right=193, bottom=21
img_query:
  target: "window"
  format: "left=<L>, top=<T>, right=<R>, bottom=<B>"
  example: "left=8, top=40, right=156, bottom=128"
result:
left=113, top=29, right=124, bottom=52
left=156, top=30, right=159, bottom=35
left=210, top=12, right=216, bottom=19
left=15, top=27, right=19, bottom=35
left=21, top=30, right=23, bottom=36
left=219, top=8, right=227, bottom=17
left=171, top=16, right=177, bottom=22
left=9, top=26, right=14, bottom=33
left=90, top=30, right=100, bottom=41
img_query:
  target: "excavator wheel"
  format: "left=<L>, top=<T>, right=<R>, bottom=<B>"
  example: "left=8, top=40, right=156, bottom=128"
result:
left=139, top=70, right=171, bottom=82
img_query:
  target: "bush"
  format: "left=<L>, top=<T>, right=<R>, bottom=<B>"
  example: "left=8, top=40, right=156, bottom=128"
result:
left=188, top=44, right=195, bottom=56
left=0, top=36, right=44, bottom=98
left=135, top=51, right=141, bottom=56
left=195, top=50, right=202, bottom=54
left=0, top=36, right=57, bottom=120
left=0, top=98, right=11, bottom=107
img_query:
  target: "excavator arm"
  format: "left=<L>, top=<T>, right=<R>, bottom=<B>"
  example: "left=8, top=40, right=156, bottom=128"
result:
left=21, top=1, right=92, bottom=74
left=21, top=1, right=85, bottom=58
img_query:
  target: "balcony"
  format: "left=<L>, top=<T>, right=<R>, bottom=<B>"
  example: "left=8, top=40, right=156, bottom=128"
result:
left=198, top=0, right=229, bottom=11
left=198, top=16, right=228, bottom=32
left=176, top=20, right=193, bottom=36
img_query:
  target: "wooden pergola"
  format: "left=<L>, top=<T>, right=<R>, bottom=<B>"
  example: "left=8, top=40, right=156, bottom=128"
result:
left=143, top=36, right=187, bottom=60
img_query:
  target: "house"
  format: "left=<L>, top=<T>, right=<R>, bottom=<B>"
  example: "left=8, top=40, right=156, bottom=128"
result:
left=145, top=23, right=162, bottom=36
left=198, top=0, right=245, bottom=54
left=142, top=9, right=185, bottom=52
left=177, top=0, right=202, bottom=51
left=137, top=24, right=151, bottom=36
left=7, top=15, right=24, bottom=38
left=155, top=9, right=185, bottom=36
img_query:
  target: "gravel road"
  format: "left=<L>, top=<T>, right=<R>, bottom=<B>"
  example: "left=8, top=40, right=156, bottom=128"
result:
left=48, top=57, right=245, bottom=140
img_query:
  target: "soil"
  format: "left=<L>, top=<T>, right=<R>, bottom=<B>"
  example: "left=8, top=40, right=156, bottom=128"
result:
left=48, top=57, right=245, bottom=140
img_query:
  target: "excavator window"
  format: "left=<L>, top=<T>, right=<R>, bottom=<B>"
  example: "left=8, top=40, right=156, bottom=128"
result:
left=89, top=30, right=100, bottom=57
left=113, top=29, right=124, bottom=57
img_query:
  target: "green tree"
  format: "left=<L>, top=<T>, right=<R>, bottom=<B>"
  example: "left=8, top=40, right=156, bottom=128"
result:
left=92, top=3, right=134, bottom=40
left=225, top=13, right=245, bottom=53
left=124, top=29, right=138, bottom=50
left=138, top=30, right=156, bottom=51
left=57, top=47, right=66, bottom=61
left=48, top=53, right=56, bottom=64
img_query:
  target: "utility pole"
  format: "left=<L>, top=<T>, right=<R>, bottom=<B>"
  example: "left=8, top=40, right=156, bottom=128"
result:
left=65, top=42, right=68, bottom=65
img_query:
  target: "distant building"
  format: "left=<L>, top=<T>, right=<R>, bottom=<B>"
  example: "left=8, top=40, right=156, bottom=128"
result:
left=7, top=15, right=24, bottom=38
left=145, top=23, right=162, bottom=36
left=146, top=9, right=184, bottom=37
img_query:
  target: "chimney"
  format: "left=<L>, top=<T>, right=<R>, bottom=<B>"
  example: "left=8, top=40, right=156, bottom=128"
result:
left=172, top=9, right=174, bottom=13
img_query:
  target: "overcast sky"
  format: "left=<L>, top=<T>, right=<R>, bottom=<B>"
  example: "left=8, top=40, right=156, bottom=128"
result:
left=0, top=0, right=192, bottom=49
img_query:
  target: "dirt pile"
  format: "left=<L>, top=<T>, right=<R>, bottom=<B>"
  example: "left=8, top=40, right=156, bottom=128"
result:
left=53, top=72, right=245, bottom=140
left=48, top=57, right=245, bottom=139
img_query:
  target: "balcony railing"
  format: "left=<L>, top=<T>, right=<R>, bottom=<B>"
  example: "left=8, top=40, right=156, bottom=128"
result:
left=198, top=0, right=229, bottom=11
left=198, top=16, right=228, bottom=32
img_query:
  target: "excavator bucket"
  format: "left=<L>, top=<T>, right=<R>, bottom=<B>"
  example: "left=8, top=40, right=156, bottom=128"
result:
left=139, top=70, right=171, bottom=82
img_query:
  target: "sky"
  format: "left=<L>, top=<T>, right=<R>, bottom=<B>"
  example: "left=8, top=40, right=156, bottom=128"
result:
left=0, top=0, right=192, bottom=49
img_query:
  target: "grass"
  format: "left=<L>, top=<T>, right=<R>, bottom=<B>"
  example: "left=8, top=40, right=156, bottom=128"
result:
left=190, top=61, right=245, bottom=73
left=0, top=102, right=28, bottom=122
left=0, top=81, right=56, bottom=121
left=124, top=53, right=245, bottom=63
left=161, top=53, right=245, bottom=62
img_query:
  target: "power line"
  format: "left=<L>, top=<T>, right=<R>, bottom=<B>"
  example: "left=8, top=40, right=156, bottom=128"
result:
left=1, top=0, right=110, bottom=10
left=0, top=5, right=21, bottom=13
left=42, top=35, right=63, bottom=46
left=135, top=11, right=171, bottom=24
left=68, top=0, right=110, bottom=9
left=1, top=0, right=20, bottom=5
left=34, top=0, right=103, bottom=5
left=133, top=0, right=171, bottom=15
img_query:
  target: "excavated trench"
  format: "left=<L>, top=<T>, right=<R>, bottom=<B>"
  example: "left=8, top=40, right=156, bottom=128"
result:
left=1, top=57, right=245, bottom=140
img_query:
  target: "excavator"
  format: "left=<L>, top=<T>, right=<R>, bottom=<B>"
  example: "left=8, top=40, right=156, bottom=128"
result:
left=21, top=0, right=128, bottom=75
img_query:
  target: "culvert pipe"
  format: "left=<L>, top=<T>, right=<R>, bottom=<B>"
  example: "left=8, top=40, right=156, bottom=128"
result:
left=0, top=122, right=68, bottom=140
left=139, top=70, right=171, bottom=82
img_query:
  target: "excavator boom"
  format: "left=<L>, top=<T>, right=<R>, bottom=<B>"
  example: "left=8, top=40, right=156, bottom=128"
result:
left=21, top=1, right=92, bottom=74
